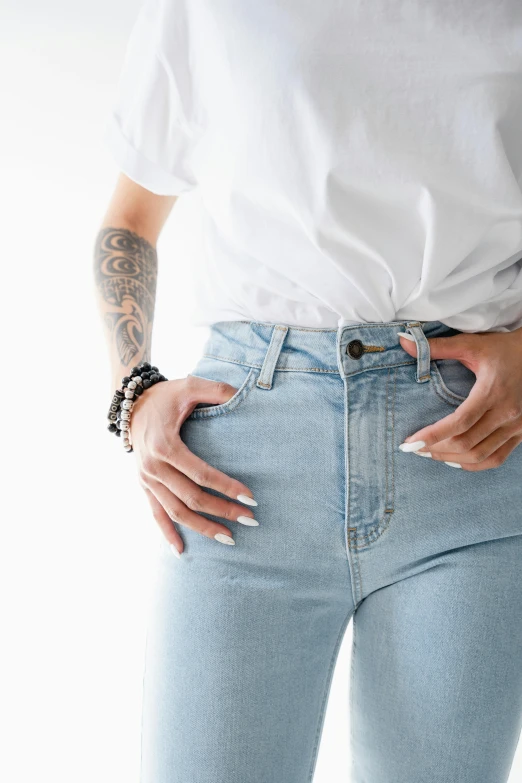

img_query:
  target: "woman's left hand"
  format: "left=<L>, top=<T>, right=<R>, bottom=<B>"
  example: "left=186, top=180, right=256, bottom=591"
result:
left=398, top=327, right=522, bottom=471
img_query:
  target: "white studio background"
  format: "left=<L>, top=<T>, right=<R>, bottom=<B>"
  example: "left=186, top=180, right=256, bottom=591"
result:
left=0, top=3, right=519, bottom=783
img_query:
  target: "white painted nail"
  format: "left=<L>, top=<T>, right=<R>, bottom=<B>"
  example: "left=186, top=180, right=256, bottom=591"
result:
left=214, top=533, right=235, bottom=545
left=237, top=494, right=258, bottom=506
left=170, top=544, right=182, bottom=558
left=237, top=515, right=259, bottom=526
left=397, top=331, right=416, bottom=342
left=414, top=450, right=432, bottom=458
left=399, top=440, right=426, bottom=452
left=444, top=461, right=462, bottom=468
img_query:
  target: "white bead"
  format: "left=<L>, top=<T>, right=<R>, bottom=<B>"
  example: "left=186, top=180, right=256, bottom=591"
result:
left=127, top=380, right=137, bottom=390
left=124, top=445, right=133, bottom=452
left=133, top=376, right=142, bottom=385
left=120, top=411, right=131, bottom=420
left=125, top=389, right=134, bottom=399
left=120, top=422, right=129, bottom=431
left=122, top=400, right=133, bottom=410
left=122, top=438, right=130, bottom=446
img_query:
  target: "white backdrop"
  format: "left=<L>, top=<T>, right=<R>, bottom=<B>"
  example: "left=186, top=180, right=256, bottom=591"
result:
left=1, top=2, right=519, bottom=782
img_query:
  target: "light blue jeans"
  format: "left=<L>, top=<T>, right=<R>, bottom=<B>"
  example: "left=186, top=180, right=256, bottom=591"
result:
left=141, top=319, right=522, bottom=783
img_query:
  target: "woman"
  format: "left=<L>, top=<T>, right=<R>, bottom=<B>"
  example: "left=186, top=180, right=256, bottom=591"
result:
left=94, top=1, right=522, bottom=781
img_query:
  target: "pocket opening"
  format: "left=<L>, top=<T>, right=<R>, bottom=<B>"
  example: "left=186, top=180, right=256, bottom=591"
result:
left=430, top=359, right=476, bottom=407
left=186, top=361, right=259, bottom=420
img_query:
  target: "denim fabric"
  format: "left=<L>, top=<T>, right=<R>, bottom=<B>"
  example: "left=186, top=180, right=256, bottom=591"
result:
left=141, top=319, right=522, bottom=783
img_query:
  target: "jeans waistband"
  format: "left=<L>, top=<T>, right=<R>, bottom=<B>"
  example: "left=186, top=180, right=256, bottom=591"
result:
left=199, top=319, right=462, bottom=386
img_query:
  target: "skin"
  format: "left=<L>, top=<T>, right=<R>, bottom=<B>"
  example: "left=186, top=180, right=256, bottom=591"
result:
left=93, top=173, right=257, bottom=555
left=398, top=329, right=522, bottom=470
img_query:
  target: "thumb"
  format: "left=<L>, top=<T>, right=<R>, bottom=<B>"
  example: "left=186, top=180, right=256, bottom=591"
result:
left=398, top=332, right=469, bottom=360
left=190, top=375, right=239, bottom=406
left=426, top=334, right=470, bottom=360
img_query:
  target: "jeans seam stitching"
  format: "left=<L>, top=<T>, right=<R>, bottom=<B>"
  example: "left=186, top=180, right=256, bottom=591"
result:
left=347, top=529, right=363, bottom=601
left=202, top=354, right=263, bottom=369
left=352, top=511, right=395, bottom=549
left=201, top=355, right=421, bottom=375
left=351, top=367, right=397, bottom=549
left=203, top=355, right=341, bottom=373
left=187, top=368, right=259, bottom=419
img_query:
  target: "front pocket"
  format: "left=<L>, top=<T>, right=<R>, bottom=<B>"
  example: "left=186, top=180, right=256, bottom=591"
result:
left=186, top=356, right=260, bottom=420
left=430, top=358, right=477, bottom=408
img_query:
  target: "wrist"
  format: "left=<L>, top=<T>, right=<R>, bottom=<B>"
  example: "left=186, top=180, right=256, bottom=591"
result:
left=107, top=361, right=168, bottom=452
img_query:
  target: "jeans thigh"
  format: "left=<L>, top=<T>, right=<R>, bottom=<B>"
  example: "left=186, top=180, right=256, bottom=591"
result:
left=347, top=356, right=522, bottom=781
left=141, top=367, right=355, bottom=783
left=350, top=533, right=522, bottom=783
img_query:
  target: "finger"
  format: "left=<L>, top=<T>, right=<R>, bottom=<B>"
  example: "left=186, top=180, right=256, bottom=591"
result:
left=142, top=485, right=185, bottom=556
left=455, top=434, right=522, bottom=472
left=425, top=408, right=510, bottom=456
left=168, top=435, right=258, bottom=506
left=154, top=462, right=259, bottom=526
left=423, top=422, right=517, bottom=464
left=186, top=375, right=239, bottom=407
left=145, top=476, right=237, bottom=544
left=400, top=378, right=489, bottom=449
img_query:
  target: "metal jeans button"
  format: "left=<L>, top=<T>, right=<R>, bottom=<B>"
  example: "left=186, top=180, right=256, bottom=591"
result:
left=346, top=339, right=364, bottom=359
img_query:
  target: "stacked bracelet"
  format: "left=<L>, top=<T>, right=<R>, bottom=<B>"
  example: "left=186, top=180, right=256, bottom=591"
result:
left=107, top=362, right=168, bottom=453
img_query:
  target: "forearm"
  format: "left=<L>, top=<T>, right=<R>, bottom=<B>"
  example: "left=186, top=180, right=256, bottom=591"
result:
left=93, top=222, right=158, bottom=391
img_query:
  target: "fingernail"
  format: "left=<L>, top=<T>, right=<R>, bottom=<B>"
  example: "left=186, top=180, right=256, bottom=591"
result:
left=444, top=461, right=462, bottom=468
left=237, top=494, right=258, bottom=506
left=170, top=544, right=182, bottom=558
left=399, top=440, right=426, bottom=452
left=237, top=515, right=259, bottom=526
left=414, top=450, right=432, bottom=458
left=397, top=331, right=416, bottom=342
left=214, top=533, right=235, bottom=545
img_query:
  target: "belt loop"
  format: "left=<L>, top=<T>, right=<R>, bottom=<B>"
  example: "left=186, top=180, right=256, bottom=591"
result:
left=256, top=324, right=289, bottom=390
left=404, top=321, right=431, bottom=383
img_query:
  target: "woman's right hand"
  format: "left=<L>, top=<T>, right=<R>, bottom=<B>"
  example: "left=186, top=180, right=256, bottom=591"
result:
left=128, top=375, right=258, bottom=556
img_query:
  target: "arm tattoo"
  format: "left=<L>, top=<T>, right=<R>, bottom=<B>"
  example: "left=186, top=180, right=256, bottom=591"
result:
left=94, top=227, right=158, bottom=367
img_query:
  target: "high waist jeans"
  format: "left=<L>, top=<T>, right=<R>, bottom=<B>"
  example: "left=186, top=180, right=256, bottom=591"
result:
left=140, top=319, right=522, bottom=783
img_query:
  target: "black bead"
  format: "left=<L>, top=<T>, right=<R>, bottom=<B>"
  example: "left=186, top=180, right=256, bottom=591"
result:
left=141, top=371, right=150, bottom=379
left=115, top=429, right=121, bottom=437
left=134, top=385, right=143, bottom=395
left=121, top=376, right=130, bottom=386
left=108, top=422, right=117, bottom=432
left=150, top=365, right=158, bottom=372
left=130, top=366, right=140, bottom=375
left=150, top=373, right=160, bottom=382
left=158, top=374, right=167, bottom=382
left=142, top=379, right=152, bottom=389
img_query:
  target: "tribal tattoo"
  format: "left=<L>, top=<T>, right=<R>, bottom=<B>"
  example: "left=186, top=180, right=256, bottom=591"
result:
left=94, top=227, right=158, bottom=367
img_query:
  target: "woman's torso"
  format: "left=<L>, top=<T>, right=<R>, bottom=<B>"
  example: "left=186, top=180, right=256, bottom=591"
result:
left=111, top=0, right=522, bottom=332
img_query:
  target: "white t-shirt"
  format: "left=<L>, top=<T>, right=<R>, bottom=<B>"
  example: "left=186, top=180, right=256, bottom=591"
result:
left=104, top=0, right=522, bottom=333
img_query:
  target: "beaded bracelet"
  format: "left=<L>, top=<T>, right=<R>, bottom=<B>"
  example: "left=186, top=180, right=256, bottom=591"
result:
left=107, top=362, right=168, bottom=453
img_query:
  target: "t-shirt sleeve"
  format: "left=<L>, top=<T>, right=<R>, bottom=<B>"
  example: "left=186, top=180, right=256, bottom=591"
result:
left=103, top=0, right=198, bottom=195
